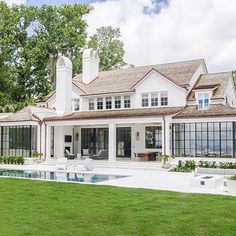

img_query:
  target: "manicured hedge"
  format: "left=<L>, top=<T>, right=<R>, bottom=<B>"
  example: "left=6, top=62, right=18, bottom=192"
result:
left=171, top=160, right=236, bottom=172
left=0, top=156, right=24, bottom=165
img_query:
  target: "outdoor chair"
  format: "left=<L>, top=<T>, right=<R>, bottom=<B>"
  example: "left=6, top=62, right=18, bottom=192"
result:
left=84, top=158, right=93, bottom=171
left=64, top=149, right=75, bottom=159
left=56, top=158, right=68, bottom=170
left=82, top=149, right=91, bottom=159
left=91, top=150, right=108, bottom=160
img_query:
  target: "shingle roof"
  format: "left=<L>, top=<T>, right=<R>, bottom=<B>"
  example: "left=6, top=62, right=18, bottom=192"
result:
left=187, top=72, right=233, bottom=101
left=73, top=59, right=204, bottom=96
left=43, top=106, right=184, bottom=122
left=173, top=104, right=236, bottom=119
left=0, top=106, right=55, bottom=123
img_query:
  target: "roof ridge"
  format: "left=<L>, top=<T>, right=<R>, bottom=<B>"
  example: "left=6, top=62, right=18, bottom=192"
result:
left=72, top=58, right=205, bottom=79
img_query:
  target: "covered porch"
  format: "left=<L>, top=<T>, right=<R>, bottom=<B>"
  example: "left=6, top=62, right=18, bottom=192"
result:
left=45, top=116, right=172, bottom=162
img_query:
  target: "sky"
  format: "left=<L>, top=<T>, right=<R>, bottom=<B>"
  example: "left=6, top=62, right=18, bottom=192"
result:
left=3, top=0, right=236, bottom=72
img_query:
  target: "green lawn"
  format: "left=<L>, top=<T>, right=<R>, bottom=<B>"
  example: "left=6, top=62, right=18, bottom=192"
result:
left=0, top=179, right=236, bottom=236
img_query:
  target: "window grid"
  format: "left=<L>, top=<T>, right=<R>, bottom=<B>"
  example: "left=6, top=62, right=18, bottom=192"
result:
left=124, top=96, right=131, bottom=108
left=97, top=97, right=103, bottom=110
left=173, top=122, right=235, bottom=158
left=115, top=96, right=121, bottom=109
left=0, top=126, right=37, bottom=157
left=151, top=93, right=159, bottom=107
left=106, top=97, right=112, bottom=109
left=142, top=93, right=149, bottom=107
left=89, top=98, right=95, bottom=110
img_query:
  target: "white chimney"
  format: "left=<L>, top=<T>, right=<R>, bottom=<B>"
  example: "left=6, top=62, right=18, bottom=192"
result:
left=82, top=48, right=99, bottom=84
left=55, top=56, right=72, bottom=115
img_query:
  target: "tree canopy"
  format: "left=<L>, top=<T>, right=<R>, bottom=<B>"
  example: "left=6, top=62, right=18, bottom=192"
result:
left=88, top=26, right=126, bottom=71
left=0, top=3, right=126, bottom=113
left=0, top=2, right=92, bottom=112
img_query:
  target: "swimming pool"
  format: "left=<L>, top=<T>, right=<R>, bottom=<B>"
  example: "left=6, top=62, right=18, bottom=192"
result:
left=0, top=169, right=127, bottom=183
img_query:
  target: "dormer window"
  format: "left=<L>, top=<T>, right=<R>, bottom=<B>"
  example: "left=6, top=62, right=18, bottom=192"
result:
left=198, top=93, right=209, bottom=110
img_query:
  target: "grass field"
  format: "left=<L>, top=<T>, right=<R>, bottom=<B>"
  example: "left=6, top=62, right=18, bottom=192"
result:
left=0, top=178, right=236, bottom=236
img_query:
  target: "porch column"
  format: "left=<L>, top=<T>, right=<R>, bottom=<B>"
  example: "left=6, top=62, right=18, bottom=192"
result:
left=165, top=120, right=171, bottom=155
left=108, top=123, right=116, bottom=162
left=162, top=118, right=171, bottom=155
left=54, top=126, right=65, bottom=159
left=45, top=124, right=51, bottom=159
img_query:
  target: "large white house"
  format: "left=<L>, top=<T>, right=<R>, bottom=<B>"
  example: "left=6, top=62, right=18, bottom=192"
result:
left=1, top=49, right=236, bottom=162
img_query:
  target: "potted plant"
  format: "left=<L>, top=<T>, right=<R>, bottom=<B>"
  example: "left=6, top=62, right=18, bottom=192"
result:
left=227, top=175, right=236, bottom=194
left=161, top=154, right=175, bottom=169
left=32, top=151, right=43, bottom=163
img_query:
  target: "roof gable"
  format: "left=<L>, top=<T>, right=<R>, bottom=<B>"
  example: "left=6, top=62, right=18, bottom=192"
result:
left=131, top=68, right=186, bottom=91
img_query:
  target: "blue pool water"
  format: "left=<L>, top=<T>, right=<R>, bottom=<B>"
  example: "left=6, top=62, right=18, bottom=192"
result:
left=0, top=169, right=127, bottom=183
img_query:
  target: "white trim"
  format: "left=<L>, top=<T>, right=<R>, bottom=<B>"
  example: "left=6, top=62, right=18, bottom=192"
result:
left=44, top=116, right=164, bottom=126
left=0, top=121, right=39, bottom=126
left=132, top=69, right=186, bottom=91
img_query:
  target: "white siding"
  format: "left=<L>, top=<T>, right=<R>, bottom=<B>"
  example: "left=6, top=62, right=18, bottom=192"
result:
left=133, top=71, right=186, bottom=108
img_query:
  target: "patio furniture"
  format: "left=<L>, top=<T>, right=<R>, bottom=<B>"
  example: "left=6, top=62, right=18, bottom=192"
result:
left=137, top=152, right=158, bottom=161
left=64, top=149, right=75, bottom=159
left=56, top=158, right=68, bottom=170
left=132, top=153, right=140, bottom=161
left=91, top=150, right=108, bottom=160
left=82, top=149, right=91, bottom=159
left=84, top=158, right=93, bottom=171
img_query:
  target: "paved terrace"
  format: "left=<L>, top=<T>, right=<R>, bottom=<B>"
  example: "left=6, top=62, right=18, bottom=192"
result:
left=0, top=163, right=234, bottom=197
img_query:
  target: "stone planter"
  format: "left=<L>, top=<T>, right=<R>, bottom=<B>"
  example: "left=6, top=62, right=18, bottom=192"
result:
left=162, top=162, right=171, bottom=169
left=227, top=179, right=236, bottom=194
left=24, top=158, right=35, bottom=165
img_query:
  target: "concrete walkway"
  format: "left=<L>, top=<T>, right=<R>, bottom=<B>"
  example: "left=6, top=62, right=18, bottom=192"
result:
left=0, top=164, right=235, bottom=197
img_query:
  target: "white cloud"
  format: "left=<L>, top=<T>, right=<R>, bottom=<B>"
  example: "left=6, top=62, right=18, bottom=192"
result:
left=87, top=0, right=236, bottom=72
left=3, top=0, right=25, bottom=5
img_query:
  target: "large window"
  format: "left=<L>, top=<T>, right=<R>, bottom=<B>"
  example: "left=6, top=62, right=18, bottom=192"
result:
left=116, top=127, right=131, bottom=157
left=106, top=97, right=112, bottom=109
left=115, top=96, right=121, bottom=109
left=97, top=97, right=103, bottom=110
left=0, top=126, right=37, bottom=157
left=124, top=96, right=131, bottom=108
left=142, top=93, right=149, bottom=107
left=160, top=92, right=168, bottom=106
left=151, top=92, right=159, bottom=106
left=89, top=98, right=95, bottom=110
left=173, top=122, right=235, bottom=158
left=141, top=91, right=168, bottom=107
left=198, top=93, right=209, bottom=110
left=145, top=126, right=162, bottom=149
left=81, top=128, right=108, bottom=155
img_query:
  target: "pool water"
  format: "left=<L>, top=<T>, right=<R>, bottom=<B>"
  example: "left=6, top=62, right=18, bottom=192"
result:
left=0, top=169, right=127, bottom=183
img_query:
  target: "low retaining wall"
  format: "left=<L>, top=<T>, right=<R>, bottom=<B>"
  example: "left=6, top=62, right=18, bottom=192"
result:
left=195, top=167, right=236, bottom=176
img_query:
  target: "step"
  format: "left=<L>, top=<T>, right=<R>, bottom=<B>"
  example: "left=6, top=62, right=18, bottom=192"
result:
left=42, top=159, right=165, bottom=170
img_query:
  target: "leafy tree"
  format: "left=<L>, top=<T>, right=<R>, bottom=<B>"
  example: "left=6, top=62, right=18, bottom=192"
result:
left=0, top=2, right=92, bottom=111
left=88, top=26, right=126, bottom=71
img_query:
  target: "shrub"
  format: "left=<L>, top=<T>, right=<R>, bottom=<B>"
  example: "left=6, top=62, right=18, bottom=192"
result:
left=219, top=162, right=236, bottom=169
left=171, top=160, right=196, bottom=172
left=198, top=161, right=218, bottom=168
left=0, top=156, right=24, bottom=165
left=229, top=175, right=236, bottom=180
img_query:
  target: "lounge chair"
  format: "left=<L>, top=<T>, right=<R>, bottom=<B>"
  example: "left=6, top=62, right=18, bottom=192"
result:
left=64, top=149, right=75, bottom=159
left=91, top=150, right=108, bottom=160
